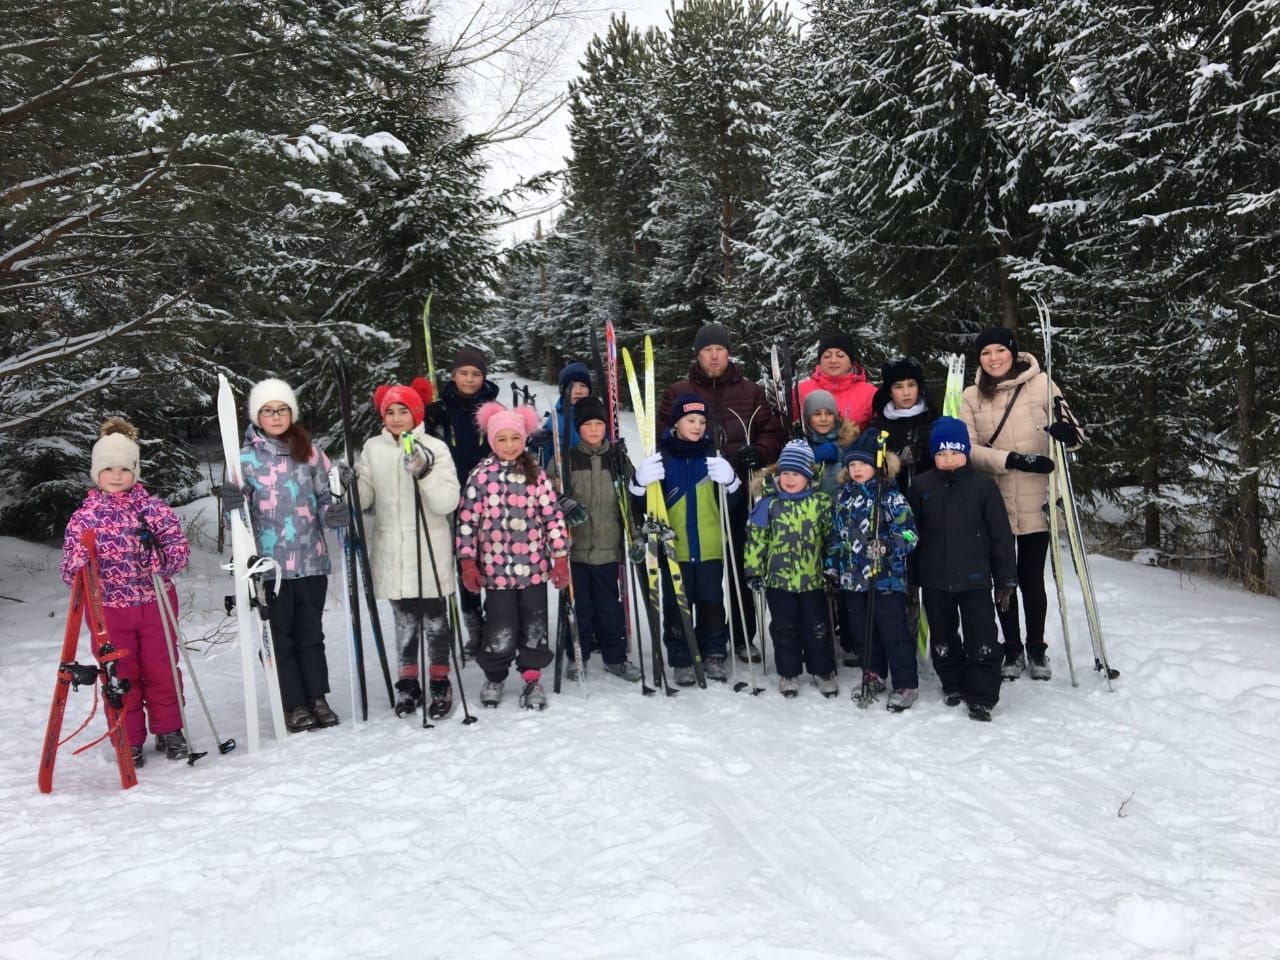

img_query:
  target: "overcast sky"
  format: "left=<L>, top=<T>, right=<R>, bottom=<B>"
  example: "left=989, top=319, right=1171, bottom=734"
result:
left=470, top=0, right=676, bottom=242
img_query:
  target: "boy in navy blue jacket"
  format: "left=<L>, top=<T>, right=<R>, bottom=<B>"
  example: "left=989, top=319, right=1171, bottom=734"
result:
left=905, top=417, right=1017, bottom=721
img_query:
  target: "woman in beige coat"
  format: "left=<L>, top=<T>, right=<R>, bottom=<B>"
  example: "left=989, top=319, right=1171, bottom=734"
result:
left=960, top=327, right=1083, bottom=683
left=356, top=381, right=461, bottom=719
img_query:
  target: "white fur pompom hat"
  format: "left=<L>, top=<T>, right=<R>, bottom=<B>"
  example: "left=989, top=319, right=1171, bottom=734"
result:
left=90, top=417, right=141, bottom=483
left=247, top=378, right=299, bottom=427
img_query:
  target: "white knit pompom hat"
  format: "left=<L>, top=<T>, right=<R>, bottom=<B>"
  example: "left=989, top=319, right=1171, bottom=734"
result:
left=247, top=378, right=299, bottom=427
left=90, top=417, right=141, bottom=483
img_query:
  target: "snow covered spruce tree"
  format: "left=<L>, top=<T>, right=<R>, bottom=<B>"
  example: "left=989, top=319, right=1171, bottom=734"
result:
left=640, top=0, right=794, bottom=376
left=0, top=1, right=501, bottom=535
left=752, top=0, right=1076, bottom=371
left=1150, top=0, right=1280, bottom=592
left=564, top=16, right=664, bottom=337
left=1002, top=1, right=1279, bottom=588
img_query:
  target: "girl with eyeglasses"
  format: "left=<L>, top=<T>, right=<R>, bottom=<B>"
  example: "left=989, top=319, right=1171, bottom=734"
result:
left=220, top=379, right=350, bottom=732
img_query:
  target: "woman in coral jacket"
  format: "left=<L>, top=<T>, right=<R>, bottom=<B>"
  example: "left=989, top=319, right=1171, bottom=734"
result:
left=795, top=332, right=878, bottom=432
left=960, top=327, right=1084, bottom=685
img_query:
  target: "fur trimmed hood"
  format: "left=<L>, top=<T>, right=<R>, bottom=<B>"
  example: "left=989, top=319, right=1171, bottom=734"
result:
left=835, top=450, right=902, bottom=486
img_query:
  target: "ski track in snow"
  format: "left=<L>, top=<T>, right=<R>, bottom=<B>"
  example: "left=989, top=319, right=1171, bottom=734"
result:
left=3, top=376, right=1279, bottom=959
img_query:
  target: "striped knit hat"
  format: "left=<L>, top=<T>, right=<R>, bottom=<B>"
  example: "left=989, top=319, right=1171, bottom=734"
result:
left=776, top=440, right=815, bottom=480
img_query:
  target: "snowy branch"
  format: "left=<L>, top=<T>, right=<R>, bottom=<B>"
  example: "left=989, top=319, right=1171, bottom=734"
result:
left=0, top=165, right=168, bottom=274
left=0, top=283, right=202, bottom=380
left=0, top=50, right=272, bottom=126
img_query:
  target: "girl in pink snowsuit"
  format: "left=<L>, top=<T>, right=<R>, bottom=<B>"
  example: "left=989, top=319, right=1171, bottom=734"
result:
left=455, top=403, right=569, bottom=710
left=60, top=418, right=191, bottom=766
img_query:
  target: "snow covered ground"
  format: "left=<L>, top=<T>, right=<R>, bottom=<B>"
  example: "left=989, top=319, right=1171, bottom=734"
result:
left=3, top=377, right=1279, bottom=959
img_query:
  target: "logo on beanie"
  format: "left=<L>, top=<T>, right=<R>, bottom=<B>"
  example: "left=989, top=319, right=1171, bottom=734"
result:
left=936, top=441, right=967, bottom=453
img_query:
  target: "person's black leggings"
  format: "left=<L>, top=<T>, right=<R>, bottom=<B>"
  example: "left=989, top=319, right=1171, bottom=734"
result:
left=996, top=530, right=1050, bottom=660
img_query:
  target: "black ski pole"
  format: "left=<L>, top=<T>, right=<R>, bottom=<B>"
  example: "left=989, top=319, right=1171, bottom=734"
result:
left=856, top=432, right=889, bottom=708
left=409, top=461, right=434, bottom=730
left=414, top=480, right=476, bottom=725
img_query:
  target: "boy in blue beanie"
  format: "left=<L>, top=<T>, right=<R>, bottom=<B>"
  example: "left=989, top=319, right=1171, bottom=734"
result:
left=826, top=430, right=919, bottom=710
left=744, top=440, right=837, bottom=698
left=905, top=417, right=1017, bottom=721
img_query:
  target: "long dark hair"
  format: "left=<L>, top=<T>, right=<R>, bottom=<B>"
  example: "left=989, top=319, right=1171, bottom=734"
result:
left=977, top=358, right=1031, bottom=400
left=509, top=450, right=541, bottom=484
left=279, top=422, right=314, bottom=463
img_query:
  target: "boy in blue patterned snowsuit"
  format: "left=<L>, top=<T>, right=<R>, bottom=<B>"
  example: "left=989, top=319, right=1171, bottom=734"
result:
left=827, top=430, right=919, bottom=710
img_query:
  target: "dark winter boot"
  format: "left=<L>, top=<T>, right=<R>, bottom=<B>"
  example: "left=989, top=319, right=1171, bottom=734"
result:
left=734, top=640, right=762, bottom=664
left=130, top=744, right=146, bottom=768
left=395, top=678, right=422, bottom=718
left=968, top=703, right=993, bottom=722
left=603, top=660, right=642, bottom=682
left=154, top=730, right=189, bottom=760
left=1027, top=650, right=1052, bottom=681
left=285, top=705, right=317, bottom=733
left=310, top=697, right=340, bottom=728
left=1001, top=652, right=1026, bottom=681
left=944, top=691, right=964, bottom=707
left=480, top=678, right=503, bottom=708
left=704, top=655, right=728, bottom=682
left=428, top=677, right=454, bottom=720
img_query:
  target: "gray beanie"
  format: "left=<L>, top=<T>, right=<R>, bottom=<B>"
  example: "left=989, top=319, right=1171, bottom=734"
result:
left=802, top=389, right=838, bottom=424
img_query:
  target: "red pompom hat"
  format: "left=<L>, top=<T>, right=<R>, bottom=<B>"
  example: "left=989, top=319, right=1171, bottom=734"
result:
left=372, top=377, right=434, bottom=427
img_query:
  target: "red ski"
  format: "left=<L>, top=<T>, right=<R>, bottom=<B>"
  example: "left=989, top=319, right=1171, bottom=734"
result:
left=38, top=529, right=138, bottom=793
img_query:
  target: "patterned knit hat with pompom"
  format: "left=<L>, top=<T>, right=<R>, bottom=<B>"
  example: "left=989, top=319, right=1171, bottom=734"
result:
left=476, top=402, right=540, bottom=451
left=776, top=439, right=815, bottom=480
left=90, top=417, right=141, bottom=483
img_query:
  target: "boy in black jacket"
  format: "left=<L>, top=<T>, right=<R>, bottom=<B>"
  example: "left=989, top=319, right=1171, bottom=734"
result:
left=905, top=417, right=1017, bottom=721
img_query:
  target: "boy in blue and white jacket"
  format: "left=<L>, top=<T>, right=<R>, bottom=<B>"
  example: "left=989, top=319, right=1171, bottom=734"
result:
left=826, top=430, right=918, bottom=710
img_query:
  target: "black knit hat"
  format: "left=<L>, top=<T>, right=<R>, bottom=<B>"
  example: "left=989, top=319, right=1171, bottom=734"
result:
left=881, top=356, right=925, bottom=388
left=973, top=327, right=1018, bottom=357
left=817, top=332, right=857, bottom=362
left=671, top=393, right=710, bottom=423
left=452, top=346, right=488, bottom=376
left=573, top=395, right=607, bottom=428
left=693, top=323, right=731, bottom=353
left=873, top=355, right=932, bottom=415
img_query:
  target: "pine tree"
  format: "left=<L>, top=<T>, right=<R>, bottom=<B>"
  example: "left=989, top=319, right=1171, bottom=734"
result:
left=641, top=0, right=793, bottom=378
left=0, top=1, right=504, bottom=534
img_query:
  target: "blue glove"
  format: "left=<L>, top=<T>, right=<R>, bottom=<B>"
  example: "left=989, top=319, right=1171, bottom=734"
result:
left=812, top=442, right=839, bottom=464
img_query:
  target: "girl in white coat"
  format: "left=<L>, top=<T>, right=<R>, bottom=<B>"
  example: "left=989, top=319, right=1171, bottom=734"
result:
left=356, top=380, right=460, bottom=719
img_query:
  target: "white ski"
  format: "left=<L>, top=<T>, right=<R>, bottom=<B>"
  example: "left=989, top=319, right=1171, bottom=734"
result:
left=217, top=374, right=289, bottom=750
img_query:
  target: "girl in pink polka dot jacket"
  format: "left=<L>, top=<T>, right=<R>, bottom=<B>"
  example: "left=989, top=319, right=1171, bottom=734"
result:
left=456, top=402, right=570, bottom=710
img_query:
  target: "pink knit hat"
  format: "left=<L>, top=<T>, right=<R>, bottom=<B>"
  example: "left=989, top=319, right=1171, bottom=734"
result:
left=476, top=401, right=539, bottom=450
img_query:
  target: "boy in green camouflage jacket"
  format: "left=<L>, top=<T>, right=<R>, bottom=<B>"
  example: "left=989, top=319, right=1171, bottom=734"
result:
left=744, top=441, right=838, bottom=698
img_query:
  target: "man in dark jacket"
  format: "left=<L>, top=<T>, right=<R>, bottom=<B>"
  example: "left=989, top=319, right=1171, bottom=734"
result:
left=905, top=417, right=1017, bottom=721
left=423, top=346, right=500, bottom=653
left=657, top=323, right=784, bottom=661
